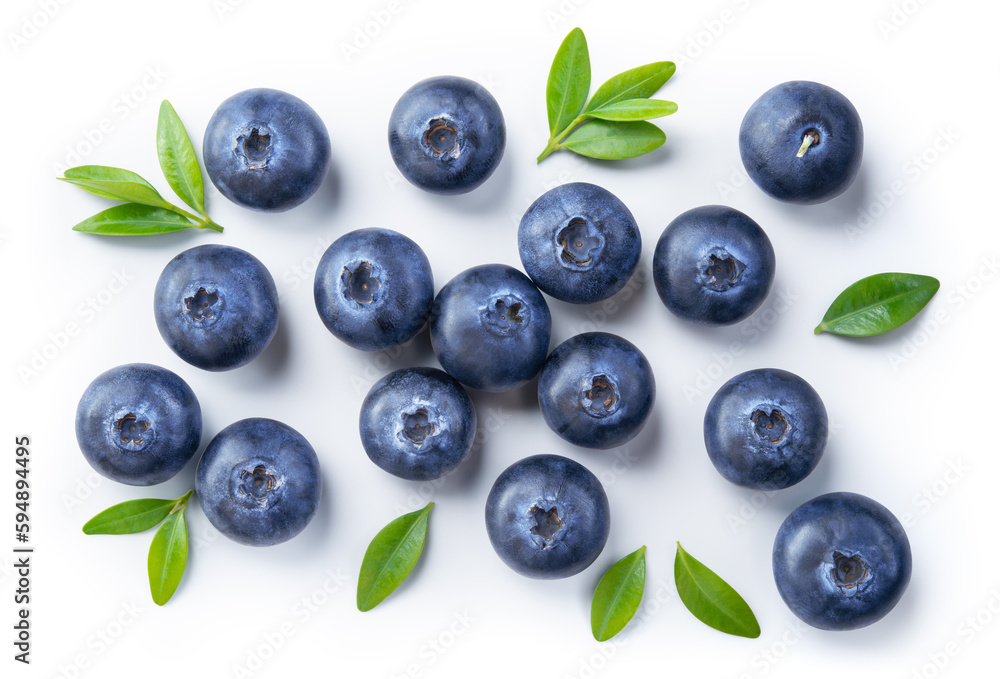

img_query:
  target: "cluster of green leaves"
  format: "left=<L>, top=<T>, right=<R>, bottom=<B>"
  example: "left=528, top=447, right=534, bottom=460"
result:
left=588, top=543, right=760, bottom=642
left=59, top=101, right=222, bottom=236
left=83, top=490, right=193, bottom=606
left=816, top=272, right=940, bottom=336
left=538, top=28, right=677, bottom=163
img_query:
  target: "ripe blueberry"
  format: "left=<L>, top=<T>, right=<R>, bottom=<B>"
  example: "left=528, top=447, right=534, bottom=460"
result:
left=388, top=76, right=506, bottom=195
left=75, top=363, right=202, bottom=486
left=653, top=205, right=775, bottom=326
left=154, top=244, right=279, bottom=371
left=773, top=492, right=911, bottom=630
left=538, top=332, right=655, bottom=449
left=485, top=454, right=610, bottom=579
left=203, top=88, right=331, bottom=212
left=196, top=418, right=322, bottom=547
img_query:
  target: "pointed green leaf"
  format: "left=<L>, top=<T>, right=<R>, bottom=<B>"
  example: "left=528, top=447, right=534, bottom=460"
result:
left=546, top=27, right=591, bottom=135
left=560, top=120, right=665, bottom=160
left=357, top=502, right=433, bottom=612
left=157, top=100, right=206, bottom=215
left=674, top=542, right=760, bottom=638
left=585, top=98, right=677, bottom=122
left=591, top=545, right=647, bottom=642
left=72, top=203, right=195, bottom=236
left=815, top=273, right=940, bottom=336
left=148, top=506, right=188, bottom=606
left=83, top=498, right=176, bottom=535
left=60, top=165, right=169, bottom=208
left=585, top=61, right=676, bottom=114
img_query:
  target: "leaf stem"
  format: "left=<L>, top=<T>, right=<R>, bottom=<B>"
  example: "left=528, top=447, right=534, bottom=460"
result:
left=170, top=489, right=194, bottom=515
left=163, top=202, right=224, bottom=233
left=537, top=115, right=588, bottom=163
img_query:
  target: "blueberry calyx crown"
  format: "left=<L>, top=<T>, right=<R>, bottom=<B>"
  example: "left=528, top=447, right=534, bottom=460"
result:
left=481, top=294, right=529, bottom=336
left=397, top=408, right=439, bottom=445
left=583, top=375, right=620, bottom=418
left=702, top=251, right=746, bottom=291
left=422, top=116, right=461, bottom=160
left=185, top=286, right=222, bottom=322
left=341, top=261, right=382, bottom=305
left=529, top=504, right=563, bottom=544
left=237, top=464, right=281, bottom=507
left=235, top=126, right=273, bottom=169
left=751, top=407, right=790, bottom=444
left=557, top=217, right=603, bottom=271
left=830, top=551, right=872, bottom=595
left=113, top=412, right=152, bottom=450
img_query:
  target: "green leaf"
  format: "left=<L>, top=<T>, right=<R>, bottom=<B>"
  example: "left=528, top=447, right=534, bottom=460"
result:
left=83, top=498, right=176, bottom=535
left=585, top=98, right=678, bottom=122
left=59, top=165, right=169, bottom=208
left=584, top=61, right=676, bottom=114
left=157, top=100, right=206, bottom=215
left=357, top=502, right=433, bottom=612
left=674, top=542, right=760, bottom=638
left=546, top=27, right=591, bottom=136
left=147, top=504, right=188, bottom=606
left=560, top=120, right=665, bottom=160
left=591, top=545, right=647, bottom=642
left=72, top=203, right=195, bottom=236
left=815, top=272, right=940, bottom=336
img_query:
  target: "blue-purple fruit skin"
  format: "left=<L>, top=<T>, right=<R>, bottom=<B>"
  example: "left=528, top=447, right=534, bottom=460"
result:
left=772, top=492, right=911, bottom=630
left=739, top=80, right=863, bottom=205
left=485, top=454, right=610, bottom=579
left=203, top=88, right=331, bottom=212
left=313, top=228, right=434, bottom=352
left=430, top=264, right=551, bottom=392
left=388, top=76, right=506, bottom=195
left=517, top=182, right=641, bottom=304
left=76, top=363, right=202, bottom=486
left=653, top=205, right=775, bottom=326
left=538, top=332, right=655, bottom=449
left=704, top=368, right=827, bottom=490
left=360, top=367, right=476, bottom=481
left=154, top=244, right=279, bottom=372
left=196, top=418, right=322, bottom=547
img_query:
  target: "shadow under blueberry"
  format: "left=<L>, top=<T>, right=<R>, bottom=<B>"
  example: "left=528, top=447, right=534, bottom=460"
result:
left=248, top=309, right=292, bottom=378
left=771, top=164, right=871, bottom=230
left=419, top=145, right=515, bottom=215
left=295, top=154, right=342, bottom=225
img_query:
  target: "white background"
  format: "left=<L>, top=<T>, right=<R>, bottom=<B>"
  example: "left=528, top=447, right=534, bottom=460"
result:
left=2, top=0, right=999, bottom=677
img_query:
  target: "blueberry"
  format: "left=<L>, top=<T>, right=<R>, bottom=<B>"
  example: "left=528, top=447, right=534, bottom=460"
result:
left=75, top=363, right=202, bottom=486
left=518, top=183, right=641, bottom=304
left=430, top=264, right=551, bottom=392
left=154, top=244, right=279, bottom=371
left=313, top=228, right=434, bottom=352
left=196, top=418, right=322, bottom=547
left=388, top=76, right=505, bottom=195
left=538, top=332, right=655, bottom=449
left=773, top=492, right=911, bottom=630
left=704, top=368, right=827, bottom=490
left=485, top=454, right=610, bottom=579
left=653, top=205, right=775, bottom=326
left=203, top=88, right=331, bottom=212
left=360, top=367, right=476, bottom=481
left=739, top=81, right=863, bottom=205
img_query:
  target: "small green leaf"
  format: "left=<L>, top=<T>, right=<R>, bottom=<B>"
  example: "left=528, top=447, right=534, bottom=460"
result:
left=584, top=61, right=676, bottom=114
left=83, top=498, right=177, bottom=535
left=674, top=542, right=760, bottom=638
left=815, top=273, right=940, bottom=336
left=59, top=165, right=169, bottom=208
left=72, top=203, right=195, bottom=236
left=585, top=98, right=678, bottom=122
left=591, top=545, right=647, bottom=642
left=148, top=504, right=188, bottom=606
left=560, top=120, right=665, bottom=160
left=157, top=100, right=206, bottom=215
left=546, top=27, right=591, bottom=136
left=357, top=502, right=433, bottom=612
